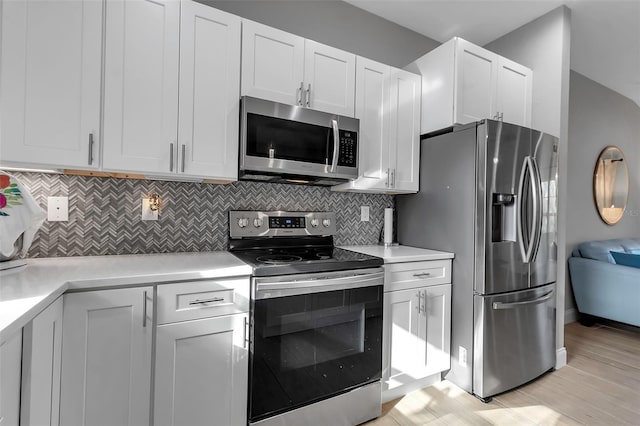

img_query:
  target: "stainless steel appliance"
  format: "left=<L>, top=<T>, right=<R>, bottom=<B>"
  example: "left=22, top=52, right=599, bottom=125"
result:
left=228, top=210, right=384, bottom=425
left=397, top=120, right=558, bottom=401
left=239, top=96, right=359, bottom=185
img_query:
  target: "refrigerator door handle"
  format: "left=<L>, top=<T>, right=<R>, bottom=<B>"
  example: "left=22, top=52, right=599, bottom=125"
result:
left=492, top=290, right=554, bottom=310
left=516, top=157, right=530, bottom=263
left=529, top=158, right=544, bottom=262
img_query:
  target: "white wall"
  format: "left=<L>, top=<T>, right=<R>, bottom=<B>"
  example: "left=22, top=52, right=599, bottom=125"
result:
left=200, top=0, right=439, bottom=68
left=484, top=6, right=571, bottom=368
left=565, top=71, right=640, bottom=315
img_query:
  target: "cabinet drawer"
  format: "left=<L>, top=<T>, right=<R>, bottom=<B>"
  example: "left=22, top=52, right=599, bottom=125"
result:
left=157, top=277, right=250, bottom=324
left=384, top=260, right=451, bottom=292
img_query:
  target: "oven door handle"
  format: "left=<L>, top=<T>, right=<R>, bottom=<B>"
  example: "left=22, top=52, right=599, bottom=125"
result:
left=255, top=270, right=384, bottom=299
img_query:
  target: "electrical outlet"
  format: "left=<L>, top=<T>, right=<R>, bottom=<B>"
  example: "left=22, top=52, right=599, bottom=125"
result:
left=459, top=346, right=468, bottom=367
left=360, top=206, right=370, bottom=222
left=47, top=196, right=68, bottom=221
left=141, top=198, right=158, bottom=221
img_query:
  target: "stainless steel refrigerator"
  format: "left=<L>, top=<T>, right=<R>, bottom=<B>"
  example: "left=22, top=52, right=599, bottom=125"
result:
left=397, top=120, right=558, bottom=401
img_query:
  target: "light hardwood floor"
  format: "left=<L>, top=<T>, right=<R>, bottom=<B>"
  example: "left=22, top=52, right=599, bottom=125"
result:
left=367, top=322, right=640, bottom=425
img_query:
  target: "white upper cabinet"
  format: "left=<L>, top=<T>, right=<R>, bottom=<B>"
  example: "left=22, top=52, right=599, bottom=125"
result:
left=241, top=20, right=355, bottom=117
left=178, top=1, right=241, bottom=179
left=0, top=0, right=102, bottom=169
left=496, top=56, right=533, bottom=128
left=333, top=58, right=420, bottom=194
left=103, top=0, right=240, bottom=180
left=454, top=38, right=498, bottom=125
left=303, top=40, right=356, bottom=116
left=102, top=0, right=180, bottom=175
left=414, top=37, right=532, bottom=134
left=241, top=21, right=304, bottom=106
left=389, top=68, right=421, bottom=192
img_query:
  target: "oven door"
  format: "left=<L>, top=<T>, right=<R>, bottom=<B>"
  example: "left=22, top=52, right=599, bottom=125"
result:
left=249, top=268, right=383, bottom=423
left=240, top=96, right=358, bottom=181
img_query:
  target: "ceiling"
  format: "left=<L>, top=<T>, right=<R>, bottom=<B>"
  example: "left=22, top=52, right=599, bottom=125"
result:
left=345, top=0, right=640, bottom=107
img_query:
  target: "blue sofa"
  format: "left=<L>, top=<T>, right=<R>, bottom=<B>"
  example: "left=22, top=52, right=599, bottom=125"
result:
left=568, top=238, right=640, bottom=327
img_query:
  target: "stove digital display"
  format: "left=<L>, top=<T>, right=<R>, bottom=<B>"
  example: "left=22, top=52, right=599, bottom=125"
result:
left=269, top=216, right=306, bottom=228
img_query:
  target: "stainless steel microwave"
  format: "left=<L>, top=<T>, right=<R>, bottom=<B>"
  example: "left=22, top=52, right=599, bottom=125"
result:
left=239, top=96, right=359, bottom=186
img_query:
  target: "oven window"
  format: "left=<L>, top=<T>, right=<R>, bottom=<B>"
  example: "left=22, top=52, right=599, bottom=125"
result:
left=249, top=285, right=383, bottom=422
left=246, top=113, right=333, bottom=165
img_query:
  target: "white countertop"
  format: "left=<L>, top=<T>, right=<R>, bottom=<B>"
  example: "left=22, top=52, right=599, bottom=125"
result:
left=0, top=252, right=252, bottom=343
left=340, top=245, right=454, bottom=263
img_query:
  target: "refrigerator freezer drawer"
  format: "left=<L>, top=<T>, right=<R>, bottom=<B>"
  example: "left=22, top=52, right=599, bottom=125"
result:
left=473, top=283, right=556, bottom=399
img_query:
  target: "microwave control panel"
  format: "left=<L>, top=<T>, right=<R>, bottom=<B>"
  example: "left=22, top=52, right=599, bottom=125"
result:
left=337, top=130, right=357, bottom=167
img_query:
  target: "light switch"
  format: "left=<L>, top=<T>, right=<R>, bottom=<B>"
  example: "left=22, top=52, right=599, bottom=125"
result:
left=361, top=206, right=370, bottom=222
left=47, top=196, right=68, bottom=221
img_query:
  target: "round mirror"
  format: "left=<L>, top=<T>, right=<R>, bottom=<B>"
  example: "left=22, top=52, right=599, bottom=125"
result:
left=593, top=146, right=629, bottom=225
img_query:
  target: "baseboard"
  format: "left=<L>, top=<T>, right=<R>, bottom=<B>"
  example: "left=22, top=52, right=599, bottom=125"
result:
left=381, top=373, right=442, bottom=403
left=565, top=308, right=578, bottom=324
left=555, top=347, right=567, bottom=369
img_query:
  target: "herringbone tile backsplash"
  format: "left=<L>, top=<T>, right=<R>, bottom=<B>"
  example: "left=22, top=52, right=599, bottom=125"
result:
left=12, top=172, right=393, bottom=258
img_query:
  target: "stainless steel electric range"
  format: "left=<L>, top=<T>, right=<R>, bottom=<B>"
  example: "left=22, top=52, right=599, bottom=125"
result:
left=228, top=210, right=384, bottom=426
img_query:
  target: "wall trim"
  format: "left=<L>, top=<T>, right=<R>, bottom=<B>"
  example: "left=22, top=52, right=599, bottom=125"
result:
left=564, top=308, right=578, bottom=324
left=555, top=347, right=567, bottom=369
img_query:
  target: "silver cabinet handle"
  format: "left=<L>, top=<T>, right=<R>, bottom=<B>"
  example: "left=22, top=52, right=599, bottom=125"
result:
left=243, top=316, right=249, bottom=349
left=181, top=144, right=186, bottom=173
left=305, top=83, right=311, bottom=107
left=386, top=168, right=390, bottom=187
left=188, top=297, right=224, bottom=305
left=297, top=81, right=304, bottom=105
left=391, top=169, right=396, bottom=187
left=416, top=290, right=422, bottom=314
left=88, top=133, right=94, bottom=165
left=330, top=119, right=339, bottom=173
left=421, top=290, right=427, bottom=315
left=142, top=290, right=148, bottom=327
left=413, top=272, right=431, bottom=278
left=169, top=143, right=174, bottom=172
left=499, top=112, right=504, bottom=121
left=492, top=291, right=554, bottom=310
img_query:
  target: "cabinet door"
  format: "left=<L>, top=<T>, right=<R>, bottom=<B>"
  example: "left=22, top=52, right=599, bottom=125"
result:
left=389, top=68, right=421, bottom=193
left=0, top=0, right=102, bottom=169
left=332, top=57, right=389, bottom=193
left=454, top=38, right=498, bottom=124
left=303, top=40, right=356, bottom=117
left=102, top=0, right=180, bottom=174
left=60, top=287, right=153, bottom=426
left=241, top=20, right=304, bottom=106
left=0, top=331, right=22, bottom=426
left=154, top=314, right=249, bottom=426
left=383, top=288, right=421, bottom=391
left=496, top=57, right=532, bottom=127
left=383, top=284, right=451, bottom=392
left=178, top=1, right=241, bottom=179
left=420, top=284, right=451, bottom=376
left=21, top=297, right=63, bottom=426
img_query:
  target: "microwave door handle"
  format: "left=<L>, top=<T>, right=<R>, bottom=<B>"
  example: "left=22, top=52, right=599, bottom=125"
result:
left=330, top=119, right=339, bottom=173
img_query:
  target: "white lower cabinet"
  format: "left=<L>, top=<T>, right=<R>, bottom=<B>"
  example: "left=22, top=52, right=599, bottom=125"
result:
left=154, top=314, right=249, bottom=426
left=154, top=278, right=250, bottom=426
left=382, top=261, right=451, bottom=402
left=59, top=287, right=153, bottom=426
left=0, top=331, right=22, bottom=426
left=21, top=297, right=63, bottom=426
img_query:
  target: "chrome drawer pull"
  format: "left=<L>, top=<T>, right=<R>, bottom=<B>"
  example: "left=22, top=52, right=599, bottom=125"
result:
left=188, top=297, right=225, bottom=305
left=413, top=272, right=432, bottom=278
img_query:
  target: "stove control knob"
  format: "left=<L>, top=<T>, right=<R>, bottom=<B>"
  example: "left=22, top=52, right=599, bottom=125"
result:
left=237, top=218, right=249, bottom=228
left=310, top=218, right=319, bottom=227
left=253, top=218, right=263, bottom=228
left=322, top=218, right=331, bottom=228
